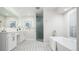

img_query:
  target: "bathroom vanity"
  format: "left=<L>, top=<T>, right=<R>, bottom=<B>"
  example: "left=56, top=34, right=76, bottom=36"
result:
left=49, top=37, right=77, bottom=51
left=0, top=32, right=17, bottom=51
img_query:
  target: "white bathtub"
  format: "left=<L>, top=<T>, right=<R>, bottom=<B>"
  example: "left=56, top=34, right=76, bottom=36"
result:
left=49, top=37, right=77, bottom=51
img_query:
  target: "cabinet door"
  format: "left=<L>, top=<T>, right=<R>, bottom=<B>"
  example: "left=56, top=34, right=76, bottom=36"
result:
left=7, top=33, right=17, bottom=50
left=0, top=34, right=7, bottom=51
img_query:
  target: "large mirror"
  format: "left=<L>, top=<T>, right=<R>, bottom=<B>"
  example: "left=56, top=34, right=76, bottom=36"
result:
left=7, top=20, right=16, bottom=28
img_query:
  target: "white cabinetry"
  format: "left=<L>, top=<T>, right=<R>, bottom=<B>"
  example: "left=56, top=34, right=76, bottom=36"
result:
left=7, top=33, right=17, bottom=50
left=0, top=32, right=17, bottom=51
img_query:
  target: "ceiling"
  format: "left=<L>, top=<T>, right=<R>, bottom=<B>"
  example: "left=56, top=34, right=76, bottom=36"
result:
left=0, top=7, right=17, bottom=17
left=12, top=7, right=44, bottom=16
left=13, top=7, right=36, bottom=16
left=55, top=7, right=72, bottom=14
left=0, top=7, right=72, bottom=17
left=12, top=7, right=58, bottom=16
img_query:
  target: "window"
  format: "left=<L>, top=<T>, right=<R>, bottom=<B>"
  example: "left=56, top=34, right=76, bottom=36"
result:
left=68, top=8, right=77, bottom=38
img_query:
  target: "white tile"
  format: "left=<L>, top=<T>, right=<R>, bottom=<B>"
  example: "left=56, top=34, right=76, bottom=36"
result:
left=13, top=40, right=51, bottom=51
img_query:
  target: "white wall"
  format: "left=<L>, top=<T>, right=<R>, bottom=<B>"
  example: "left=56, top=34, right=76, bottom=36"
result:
left=14, top=15, right=36, bottom=40
left=0, top=16, right=6, bottom=32
left=0, top=15, right=36, bottom=41
left=20, top=16, right=36, bottom=40
left=64, top=13, right=69, bottom=37
left=0, top=16, right=6, bottom=27
left=43, top=8, right=64, bottom=42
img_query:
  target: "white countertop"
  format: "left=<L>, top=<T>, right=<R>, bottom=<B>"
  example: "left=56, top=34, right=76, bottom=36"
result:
left=50, top=37, right=77, bottom=51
